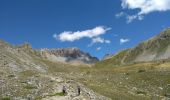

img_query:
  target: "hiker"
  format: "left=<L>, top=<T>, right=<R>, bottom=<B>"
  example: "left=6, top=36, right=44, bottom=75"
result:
left=77, top=85, right=81, bottom=96
left=62, top=85, right=66, bottom=95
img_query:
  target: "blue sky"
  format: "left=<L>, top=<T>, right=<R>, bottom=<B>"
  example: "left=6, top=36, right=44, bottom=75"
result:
left=0, top=0, right=170, bottom=59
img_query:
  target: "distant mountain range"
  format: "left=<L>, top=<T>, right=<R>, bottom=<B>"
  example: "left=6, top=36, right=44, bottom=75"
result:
left=1, top=28, right=170, bottom=67
left=40, top=48, right=99, bottom=64
left=0, top=40, right=98, bottom=66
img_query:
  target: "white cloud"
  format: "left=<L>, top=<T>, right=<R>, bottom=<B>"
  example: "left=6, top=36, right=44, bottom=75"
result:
left=105, top=40, right=111, bottom=44
left=96, top=47, right=102, bottom=51
left=126, top=15, right=144, bottom=23
left=88, top=37, right=111, bottom=47
left=119, top=0, right=170, bottom=23
left=122, top=0, right=170, bottom=15
left=92, top=37, right=111, bottom=44
left=54, top=26, right=111, bottom=42
left=126, top=15, right=137, bottom=23
left=92, top=37, right=105, bottom=43
left=120, top=38, right=130, bottom=44
left=115, top=12, right=125, bottom=18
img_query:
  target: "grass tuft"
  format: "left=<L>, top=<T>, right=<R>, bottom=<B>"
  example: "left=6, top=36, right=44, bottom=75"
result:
left=24, top=85, right=37, bottom=89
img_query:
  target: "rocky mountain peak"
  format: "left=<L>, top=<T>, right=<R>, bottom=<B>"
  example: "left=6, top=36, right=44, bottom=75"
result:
left=40, top=47, right=99, bottom=64
left=49, top=47, right=82, bottom=57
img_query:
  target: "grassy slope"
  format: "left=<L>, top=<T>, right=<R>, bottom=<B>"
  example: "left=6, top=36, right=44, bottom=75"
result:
left=95, top=49, right=129, bottom=67
left=1, top=37, right=170, bottom=100
left=124, top=29, right=170, bottom=63
left=76, top=61, right=170, bottom=100
left=1, top=51, right=170, bottom=100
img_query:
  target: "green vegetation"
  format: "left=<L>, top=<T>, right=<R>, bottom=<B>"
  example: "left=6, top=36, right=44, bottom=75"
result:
left=8, top=74, right=15, bottom=78
left=2, top=97, right=10, bottom=100
left=137, top=69, right=146, bottom=73
left=48, top=92, right=65, bottom=96
left=35, top=92, right=65, bottom=100
left=74, top=61, right=170, bottom=100
left=95, top=49, right=129, bottom=67
left=24, top=85, right=37, bottom=89
left=136, top=91, right=147, bottom=95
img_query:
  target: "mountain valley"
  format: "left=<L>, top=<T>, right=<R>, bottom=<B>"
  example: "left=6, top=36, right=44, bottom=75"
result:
left=1, top=29, right=170, bottom=100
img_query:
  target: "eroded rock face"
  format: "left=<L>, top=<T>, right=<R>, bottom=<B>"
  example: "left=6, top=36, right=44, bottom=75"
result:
left=40, top=48, right=99, bottom=64
left=49, top=48, right=87, bottom=58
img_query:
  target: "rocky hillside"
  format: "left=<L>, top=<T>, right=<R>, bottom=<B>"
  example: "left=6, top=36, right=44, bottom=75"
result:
left=0, top=40, right=110, bottom=100
left=98, top=28, right=170, bottom=66
left=40, top=48, right=99, bottom=64
left=124, top=28, right=170, bottom=63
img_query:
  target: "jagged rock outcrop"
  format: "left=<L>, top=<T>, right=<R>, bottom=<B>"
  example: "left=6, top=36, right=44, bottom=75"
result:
left=18, top=42, right=32, bottom=50
left=40, top=48, right=99, bottom=64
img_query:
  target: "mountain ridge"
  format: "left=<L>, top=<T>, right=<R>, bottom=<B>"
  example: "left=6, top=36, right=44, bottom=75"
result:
left=40, top=47, right=99, bottom=64
left=0, top=40, right=99, bottom=65
left=98, top=28, right=170, bottom=67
